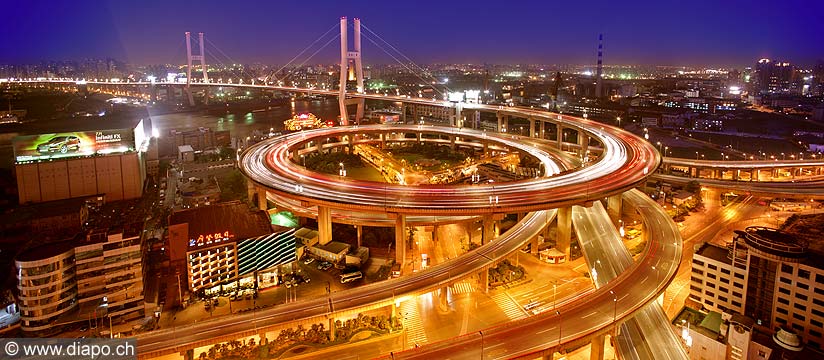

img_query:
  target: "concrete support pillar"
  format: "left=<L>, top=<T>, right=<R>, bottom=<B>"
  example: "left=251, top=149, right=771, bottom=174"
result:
left=531, top=235, right=539, bottom=255
left=380, top=133, right=386, bottom=149
left=751, top=169, right=757, bottom=182
left=539, top=121, right=546, bottom=139
left=578, top=131, right=589, bottom=157
left=328, top=317, right=336, bottom=342
left=529, top=118, right=536, bottom=137
left=348, top=135, right=354, bottom=153
left=497, top=113, right=503, bottom=132
left=733, top=169, right=739, bottom=181
left=257, top=187, right=268, bottom=210
left=503, top=116, right=509, bottom=132
left=590, top=334, right=605, bottom=360
left=400, top=103, right=407, bottom=123
left=432, top=225, right=440, bottom=242
left=542, top=353, right=555, bottom=360
left=482, top=216, right=496, bottom=245
left=356, top=225, right=363, bottom=248
left=417, top=132, right=422, bottom=143
left=557, top=207, right=572, bottom=259
left=439, top=286, right=449, bottom=311
left=395, top=214, right=407, bottom=266
left=479, top=269, right=489, bottom=293
left=317, top=206, right=333, bottom=246
left=607, top=194, right=622, bottom=226
left=557, top=126, right=564, bottom=148
left=483, top=141, right=489, bottom=157
left=450, top=136, right=456, bottom=150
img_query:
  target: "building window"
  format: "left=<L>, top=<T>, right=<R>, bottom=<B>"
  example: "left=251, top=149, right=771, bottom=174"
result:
left=799, top=282, right=810, bottom=290
left=708, top=273, right=717, bottom=280
left=706, top=290, right=715, bottom=297
left=708, top=264, right=718, bottom=270
left=734, top=273, right=744, bottom=280
left=816, top=274, right=824, bottom=285
left=813, top=308, right=824, bottom=318
left=733, top=291, right=742, bottom=298
left=719, top=296, right=728, bottom=302
left=692, top=268, right=704, bottom=276
left=816, top=287, right=824, bottom=296
left=693, top=259, right=705, bottom=266
left=734, top=282, right=744, bottom=289
left=793, top=313, right=806, bottom=322
left=775, top=317, right=787, bottom=324
left=720, top=278, right=730, bottom=284
left=720, top=286, right=729, bottom=293
left=778, top=297, right=790, bottom=305
left=691, top=276, right=703, bottom=284
left=721, top=269, right=730, bottom=275
left=799, top=269, right=811, bottom=280
left=814, top=298, right=824, bottom=307
left=797, top=293, right=809, bottom=301
left=779, top=277, right=792, bottom=285
left=811, top=329, right=822, bottom=338
left=777, top=307, right=789, bottom=315
left=811, top=319, right=823, bottom=328
left=792, top=322, right=805, bottom=331
left=779, top=287, right=791, bottom=295
left=732, top=300, right=742, bottom=307
left=707, top=282, right=716, bottom=288
left=690, top=285, right=702, bottom=292
left=795, top=303, right=807, bottom=312
left=781, top=263, right=794, bottom=274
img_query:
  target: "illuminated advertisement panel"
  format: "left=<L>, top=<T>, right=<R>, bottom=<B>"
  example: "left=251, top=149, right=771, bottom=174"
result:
left=13, top=129, right=136, bottom=163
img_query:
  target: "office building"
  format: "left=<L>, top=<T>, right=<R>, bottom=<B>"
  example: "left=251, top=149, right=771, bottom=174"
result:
left=14, top=224, right=146, bottom=334
left=689, top=227, right=824, bottom=351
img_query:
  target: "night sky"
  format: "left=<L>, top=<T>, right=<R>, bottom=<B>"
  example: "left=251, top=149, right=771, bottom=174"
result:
left=2, top=0, right=823, bottom=67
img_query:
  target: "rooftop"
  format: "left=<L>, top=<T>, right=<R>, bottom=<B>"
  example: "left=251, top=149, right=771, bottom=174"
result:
left=0, top=195, right=95, bottom=226
left=695, top=242, right=730, bottom=264
left=170, top=201, right=271, bottom=248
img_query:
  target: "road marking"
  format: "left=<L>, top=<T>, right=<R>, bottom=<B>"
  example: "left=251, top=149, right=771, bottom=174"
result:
left=400, top=300, right=428, bottom=346
left=450, top=281, right=474, bottom=295
left=491, top=292, right=528, bottom=320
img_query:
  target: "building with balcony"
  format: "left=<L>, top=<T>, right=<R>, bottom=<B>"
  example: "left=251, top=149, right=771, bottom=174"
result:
left=688, top=227, right=824, bottom=352
left=14, top=224, right=145, bottom=334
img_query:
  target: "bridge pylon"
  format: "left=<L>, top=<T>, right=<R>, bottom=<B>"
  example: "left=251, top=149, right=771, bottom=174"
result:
left=338, top=17, right=365, bottom=125
left=185, top=32, right=209, bottom=107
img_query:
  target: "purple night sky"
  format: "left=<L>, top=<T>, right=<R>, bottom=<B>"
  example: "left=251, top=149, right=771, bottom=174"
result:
left=2, top=0, right=823, bottom=67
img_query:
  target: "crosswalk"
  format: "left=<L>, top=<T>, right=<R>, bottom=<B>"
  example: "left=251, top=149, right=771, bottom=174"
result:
left=400, top=300, right=428, bottom=346
left=491, top=292, right=528, bottom=320
left=450, top=281, right=474, bottom=295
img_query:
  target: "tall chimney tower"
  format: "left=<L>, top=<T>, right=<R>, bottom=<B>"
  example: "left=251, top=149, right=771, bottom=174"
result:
left=595, top=34, right=604, bottom=99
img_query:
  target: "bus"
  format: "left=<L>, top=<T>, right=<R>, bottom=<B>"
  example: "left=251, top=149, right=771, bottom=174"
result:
left=340, top=271, right=363, bottom=284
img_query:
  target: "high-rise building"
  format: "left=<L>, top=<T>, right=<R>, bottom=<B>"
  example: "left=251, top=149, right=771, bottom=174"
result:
left=754, top=59, right=796, bottom=94
left=689, top=227, right=824, bottom=351
left=14, top=224, right=145, bottom=334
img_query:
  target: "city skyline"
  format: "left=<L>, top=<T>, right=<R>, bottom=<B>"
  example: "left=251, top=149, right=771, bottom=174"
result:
left=2, top=0, right=823, bottom=67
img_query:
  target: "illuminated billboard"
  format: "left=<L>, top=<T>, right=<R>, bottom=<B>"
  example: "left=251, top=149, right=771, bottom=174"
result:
left=13, top=129, right=136, bottom=163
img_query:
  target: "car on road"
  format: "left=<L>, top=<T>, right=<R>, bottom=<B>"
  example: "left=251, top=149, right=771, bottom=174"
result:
left=317, top=261, right=332, bottom=271
left=303, top=257, right=315, bottom=265
left=340, top=271, right=363, bottom=284
left=37, top=135, right=81, bottom=154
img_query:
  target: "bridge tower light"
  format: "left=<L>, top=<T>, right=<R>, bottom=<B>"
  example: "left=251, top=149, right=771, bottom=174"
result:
left=338, top=17, right=365, bottom=125
left=185, top=31, right=209, bottom=107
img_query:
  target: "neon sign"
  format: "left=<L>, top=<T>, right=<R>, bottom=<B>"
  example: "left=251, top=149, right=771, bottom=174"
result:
left=189, top=231, right=233, bottom=247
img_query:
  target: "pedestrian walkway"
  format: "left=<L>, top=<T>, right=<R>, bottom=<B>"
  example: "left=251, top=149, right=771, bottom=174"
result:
left=490, top=292, right=527, bottom=321
left=450, top=281, right=474, bottom=295
left=399, top=300, right=428, bottom=347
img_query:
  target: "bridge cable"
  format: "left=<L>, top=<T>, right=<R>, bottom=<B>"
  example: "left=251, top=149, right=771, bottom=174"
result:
left=263, top=22, right=340, bottom=84
left=359, top=31, right=447, bottom=98
left=276, top=33, right=341, bottom=86
left=361, top=23, right=452, bottom=94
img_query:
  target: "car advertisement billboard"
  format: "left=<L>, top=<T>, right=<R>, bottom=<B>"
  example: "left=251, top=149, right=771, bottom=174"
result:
left=13, top=129, right=136, bottom=163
